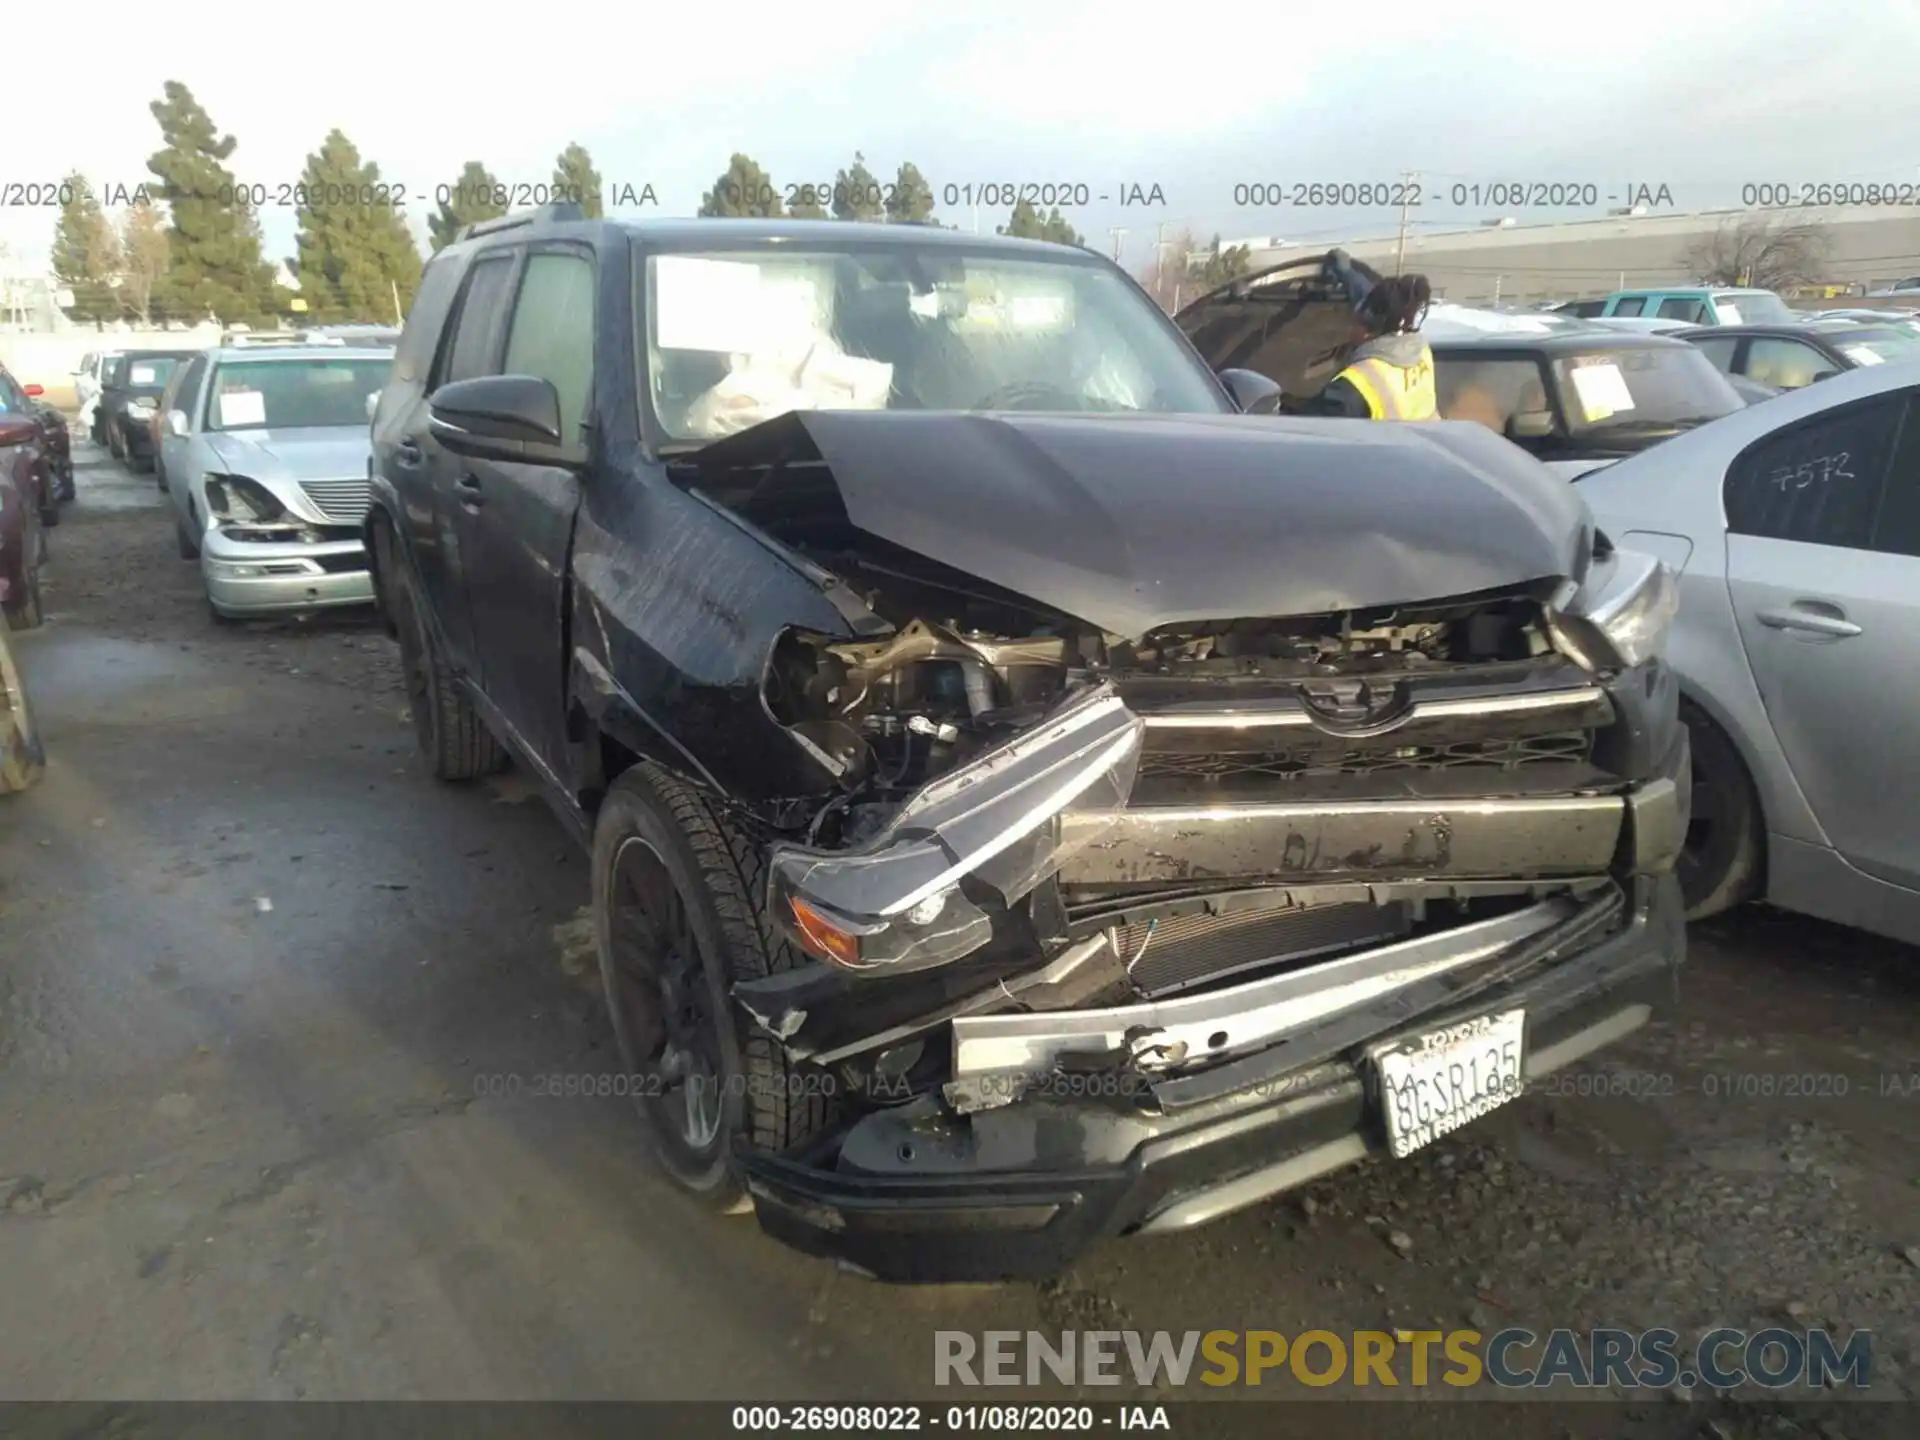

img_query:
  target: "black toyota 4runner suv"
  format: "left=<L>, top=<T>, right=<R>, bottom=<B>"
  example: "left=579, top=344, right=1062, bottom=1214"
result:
left=366, top=204, right=1688, bottom=1283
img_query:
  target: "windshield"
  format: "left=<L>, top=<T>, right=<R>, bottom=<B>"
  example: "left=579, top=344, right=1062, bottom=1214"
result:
left=643, top=245, right=1227, bottom=442
left=1715, top=292, right=1795, bottom=325
left=1828, top=328, right=1920, bottom=365
left=206, top=358, right=392, bottom=432
left=1553, top=346, right=1744, bottom=433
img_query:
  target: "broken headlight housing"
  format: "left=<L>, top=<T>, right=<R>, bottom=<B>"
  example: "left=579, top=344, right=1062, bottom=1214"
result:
left=203, top=474, right=289, bottom=526
left=1545, top=549, right=1679, bottom=674
left=768, top=685, right=1144, bottom=976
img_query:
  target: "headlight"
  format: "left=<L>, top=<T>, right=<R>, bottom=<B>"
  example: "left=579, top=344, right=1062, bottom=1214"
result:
left=1546, top=549, right=1679, bottom=673
left=768, top=685, right=1144, bottom=976
left=126, top=400, right=156, bottom=420
left=203, top=474, right=288, bottom=525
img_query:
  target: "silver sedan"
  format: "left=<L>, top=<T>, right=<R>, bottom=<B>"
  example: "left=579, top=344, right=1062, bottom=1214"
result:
left=1574, top=360, right=1920, bottom=945
left=159, top=345, right=392, bottom=622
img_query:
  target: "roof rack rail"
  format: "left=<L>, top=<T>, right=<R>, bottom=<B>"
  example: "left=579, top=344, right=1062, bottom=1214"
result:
left=454, top=201, right=586, bottom=243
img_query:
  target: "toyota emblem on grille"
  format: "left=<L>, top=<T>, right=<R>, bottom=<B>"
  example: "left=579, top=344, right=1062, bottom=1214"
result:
left=1299, top=678, right=1411, bottom=731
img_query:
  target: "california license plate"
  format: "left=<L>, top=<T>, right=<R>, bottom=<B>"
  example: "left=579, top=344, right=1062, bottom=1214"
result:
left=1372, top=1008, right=1526, bottom=1159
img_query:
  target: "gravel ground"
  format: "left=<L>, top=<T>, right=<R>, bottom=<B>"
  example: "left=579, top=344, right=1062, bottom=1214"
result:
left=7, top=443, right=1916, bottom=1435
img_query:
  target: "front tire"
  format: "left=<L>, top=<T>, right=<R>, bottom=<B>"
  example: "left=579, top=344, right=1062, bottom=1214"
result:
left=592, top=763, right=831, bottom=1208
left=387, top=548, right=502, bottom=780
left=1678, top=700, right=1763, bottom=919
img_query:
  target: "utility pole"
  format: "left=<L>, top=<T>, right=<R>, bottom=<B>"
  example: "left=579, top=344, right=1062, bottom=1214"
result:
left=1109, top=227, right=1128, bottom=264
left=1394, top=170, right=1418, bottom=276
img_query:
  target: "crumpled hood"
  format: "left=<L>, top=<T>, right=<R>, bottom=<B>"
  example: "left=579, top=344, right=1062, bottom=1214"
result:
left=205, top=427, right=371, bottom=487
left=690, top=409, right=1591, bottom=638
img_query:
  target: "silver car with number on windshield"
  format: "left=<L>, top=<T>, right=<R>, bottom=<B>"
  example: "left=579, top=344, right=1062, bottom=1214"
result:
left=160, top=344, right=393, bottom=619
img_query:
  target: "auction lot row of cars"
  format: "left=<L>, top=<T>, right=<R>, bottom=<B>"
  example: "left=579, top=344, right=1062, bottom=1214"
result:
left=10, top=215, right=1918, bottom=1283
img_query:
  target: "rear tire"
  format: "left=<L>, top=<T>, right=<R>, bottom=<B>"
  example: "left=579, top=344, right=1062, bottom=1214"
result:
left=0, top=631, right=45, bottom=793
left=108, top=424, right=125, bottom=463
left=592, top=762, right=831, bottom=1208
left=1678, top=700, right=1763, bottom=920
left=4, top=522, right=45, bottom=633
left=387, top=549, right=502, bottom=780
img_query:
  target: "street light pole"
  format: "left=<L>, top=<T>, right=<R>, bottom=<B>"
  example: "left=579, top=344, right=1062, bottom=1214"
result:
left=1395, top=170, right=1418, bottom=276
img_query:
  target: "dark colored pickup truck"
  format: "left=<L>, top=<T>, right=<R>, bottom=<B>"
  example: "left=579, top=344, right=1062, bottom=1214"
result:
left=366, top=206, right=1688, bottom=1283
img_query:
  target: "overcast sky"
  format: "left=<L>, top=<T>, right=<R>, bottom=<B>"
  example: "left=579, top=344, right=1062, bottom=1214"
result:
left=7, top=0, right=1919, bottom=273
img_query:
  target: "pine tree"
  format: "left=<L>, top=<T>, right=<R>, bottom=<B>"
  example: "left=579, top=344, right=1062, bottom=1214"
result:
left=789, top=187, right=829, bottom=219
left=429, top=162, right=507, bottom=252
left=831, top=151, right=884, bottom=222
left=551, top=143, right=604, bottom=218
left=886, top=163, right=936, bottom=225
left=289, top=130, right=422, bottom=322
left=119, top=199, right=170, bottom=325
left=1001, top=201, right=1083, bottom=247
left=697, top=155, right=783, bottom=218
left=50, top=174, right=123, bottom=323
left=144, top=81, right=278, bottom=325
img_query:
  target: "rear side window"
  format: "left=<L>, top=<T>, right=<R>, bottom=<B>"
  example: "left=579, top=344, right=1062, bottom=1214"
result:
left=1868, top=394, right=1920, bottom=557
left=1611, top=297, right=1646, bottom=317
left=1691, top=336, right=1738, bottom=372
left=1724, top=396, right=1900, bottom=549
left=1657, top=298, right=1708, bottom=323
left=1435, top=356, right=1554, bottom=435
left=1745, top=338, right=1830, bottom=390
left=440, top=254, right=518, bottom=385
left=394, top=254, right=468, bottom=388
left=502, top=251, right=596, bottom=437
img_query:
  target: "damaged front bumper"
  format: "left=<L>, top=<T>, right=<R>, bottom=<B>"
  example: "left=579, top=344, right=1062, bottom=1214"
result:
left=201, top=527, right=375, bottom=616
left=743, top=872, right=1685, bottom=1283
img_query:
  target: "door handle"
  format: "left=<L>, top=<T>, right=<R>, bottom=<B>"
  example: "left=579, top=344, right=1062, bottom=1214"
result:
left=1756, top=605, right=1861, bottom=638
left=455, top=474, right=485, bottom=507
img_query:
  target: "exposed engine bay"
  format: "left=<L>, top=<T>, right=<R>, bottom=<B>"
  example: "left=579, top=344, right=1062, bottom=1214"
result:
left=764, top=576, right=1562, bottom=838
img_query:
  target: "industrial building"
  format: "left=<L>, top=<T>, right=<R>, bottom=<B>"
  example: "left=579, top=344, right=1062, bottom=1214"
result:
left=1230, top=205, right=1920, bottom=305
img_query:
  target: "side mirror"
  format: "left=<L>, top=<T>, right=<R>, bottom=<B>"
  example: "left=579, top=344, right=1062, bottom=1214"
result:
left=1217, top=367, right=1283, bottom=414
left=427, top=375, right=586, bottom=468
left=23, top=384, right=44, bottom=398
left=167, top=410, right=189, bottom=438
left=1508, top=410, right=1556, bottom=439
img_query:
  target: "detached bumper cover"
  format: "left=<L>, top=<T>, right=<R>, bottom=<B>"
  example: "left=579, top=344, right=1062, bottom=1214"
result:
left=744, top=872, right=1683, bottom=1282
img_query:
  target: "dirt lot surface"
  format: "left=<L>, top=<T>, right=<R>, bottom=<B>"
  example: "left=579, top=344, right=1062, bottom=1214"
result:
left=1, top=445, right=1913, bottom=1436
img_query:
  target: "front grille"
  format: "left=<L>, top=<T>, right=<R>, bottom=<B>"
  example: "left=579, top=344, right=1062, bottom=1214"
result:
left=298, top=477, right=371, bottom=523
left=1111, top=901, right=1412, bottom=998
left=1138, top=729, right=1592, bottom=785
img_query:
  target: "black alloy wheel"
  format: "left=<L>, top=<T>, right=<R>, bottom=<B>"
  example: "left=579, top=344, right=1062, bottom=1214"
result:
left=603, top=835, right=730, bottom=1174
left=1676, top=701, right=1762, bottom=919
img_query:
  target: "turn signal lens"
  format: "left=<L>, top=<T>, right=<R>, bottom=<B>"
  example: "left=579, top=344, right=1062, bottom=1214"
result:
left=788, top=898, right=862, bottom=969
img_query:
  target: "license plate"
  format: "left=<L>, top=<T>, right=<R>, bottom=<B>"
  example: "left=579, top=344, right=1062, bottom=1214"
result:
left=1372, top=1008, right=1526, bottom=1159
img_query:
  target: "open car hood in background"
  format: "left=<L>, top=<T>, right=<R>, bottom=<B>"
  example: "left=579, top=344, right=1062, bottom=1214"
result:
left=687, top=408, right=1590, bottom=638
left=1174, top=254, right=1384, bottom=396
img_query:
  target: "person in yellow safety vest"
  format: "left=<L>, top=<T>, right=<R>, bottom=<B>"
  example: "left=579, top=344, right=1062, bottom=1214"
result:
left=1295, top=265, right=1439, bottom=421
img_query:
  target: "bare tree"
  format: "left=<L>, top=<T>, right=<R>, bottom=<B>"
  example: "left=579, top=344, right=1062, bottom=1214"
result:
left=1134, top=227, right=1199, bottom=313
left=1133, top=229, right=1254, bottom=314
left=118, top=198, right=170, bottom=324
left=1682, top=214, right=1832, bottom=292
